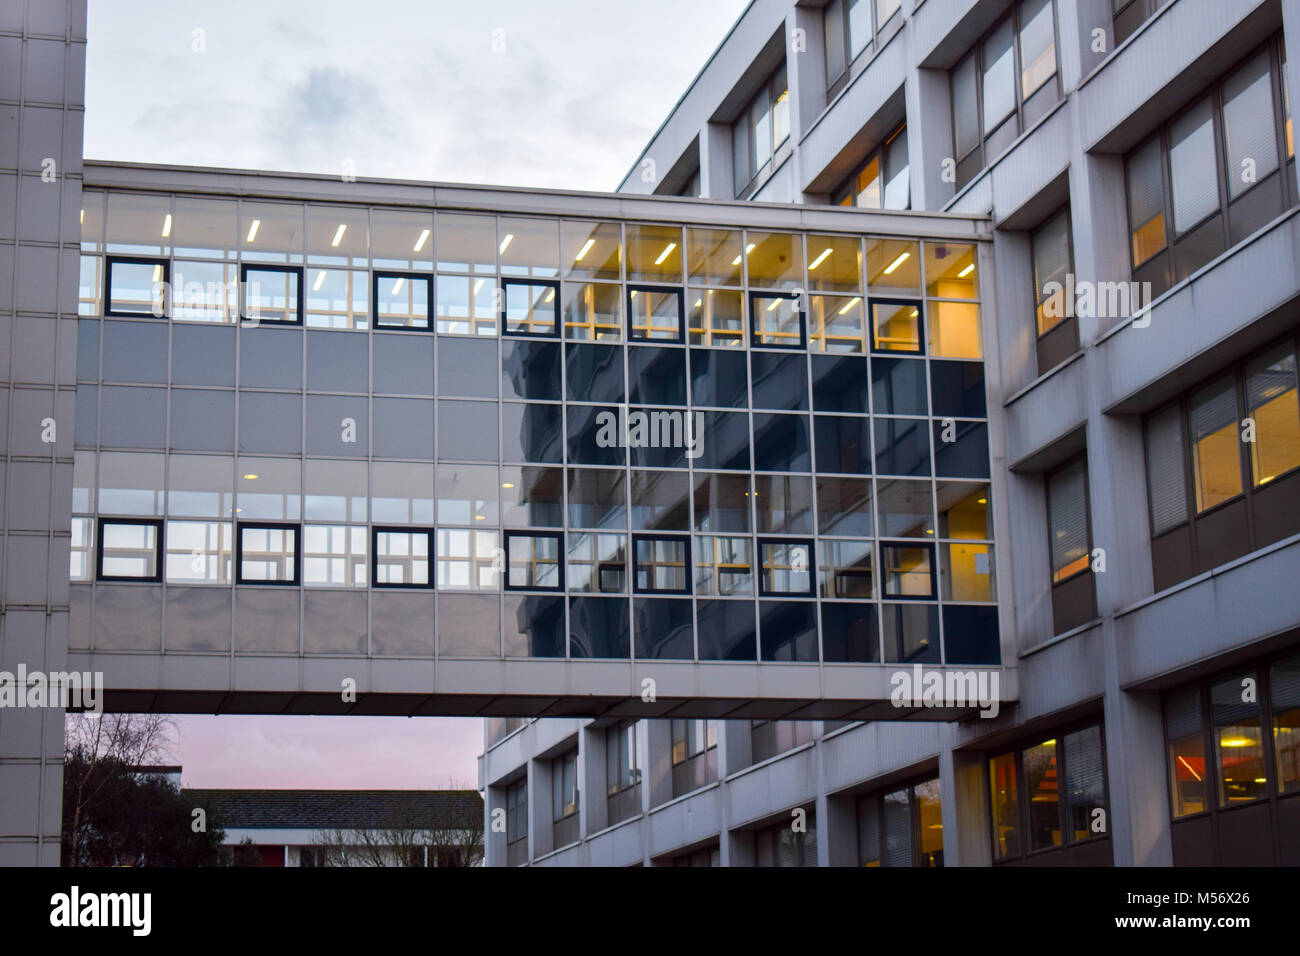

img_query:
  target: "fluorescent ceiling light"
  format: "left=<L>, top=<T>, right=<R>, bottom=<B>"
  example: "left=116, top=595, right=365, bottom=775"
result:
left=654, top=242, right=677, bottom=265
left=883, top=252, right=910, bottom=274
left=809, top=247, right=832, bottom=270
left=575, top=238, right=595, bottom=261
left=413, top=228, right=430, bottom=253
left=331, top=224, right=347, bottom=247
left=838, top=296, right=861, bottom=315
left=79, top=209, right=84, bottom=224
left=693, top=299, right=702, bottom=308
left=243, top=474, right=258, bottom=480
left=957, top=263, right=975, bottom=278
left=543, top=288, right=555, bottom=303
left=473, top=279, right=484, bottom=295
left=161, top=214, right=172, bottom=238
left=391, top=277, right=405, bottom=294
left=731, top=242, right=757, bottom=266
left=766, top=298, right=781, bottom=312
left=630, top=290, right=638, bottom=299
left=501, top=482, right=515, bottom=489
left=909, top=308, right=918, bottom=318
left=246, top=219, right=261, bottom=242
left=313, top=270, right=327, bottom=291
left=499, top=234, right=514, bottom=255
left=151, top=265, right=162, bottom=283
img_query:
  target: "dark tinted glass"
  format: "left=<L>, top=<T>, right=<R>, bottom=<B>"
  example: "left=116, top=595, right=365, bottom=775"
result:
left=502, top=403, right=562, bottom=463
left=942, top=605, right=1000, bottom=664
left=628, top=346, right=687, bottom=405
left=815, top=415, right=871, bottom=473
left=502, top=339, right=561, bottom=401
left=696, top=599, right=757, bottom=660
left=689, top=348, right=748, bottom=408
left=567, top=468, right=626, bottom=529
left=634, top=598, right=694, bottom=659
left=930, top=360, right=986, bottom=417
left=871, top=356, right=927, bottom=415
left=629, top=470, right=691, bottom=531
left=693, top=473, right=752, bottom=533
left=751, top=351, right=808, bottom=410
left=759, top=601, right=819, bottom=661
left=503, top=594, right=566, bottom=657
left=566, top=343, right=624, bottom=403
left=821, top=602, right=878, bottom=661
left=875, top=417, right=930, bottom=476
left=693, top=410, right=751, bottom=470
left=569, top=596, right=630, bottom=658
left=811, top=354, right=868, bottom=413
left=753, top=413, right=811, bottom=472
left=934, top=421, right=990, bottom=478
left=880, top=603, right=939, bottom=663
left=566, top=404, right=625, bottom=465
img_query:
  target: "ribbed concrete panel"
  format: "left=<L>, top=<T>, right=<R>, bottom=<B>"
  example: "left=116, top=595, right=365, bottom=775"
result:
left=0, top=0, right=85, bottom=867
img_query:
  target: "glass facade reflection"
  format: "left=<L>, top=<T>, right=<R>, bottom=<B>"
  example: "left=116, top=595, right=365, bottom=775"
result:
left=73, top=190, right=996, bottom=665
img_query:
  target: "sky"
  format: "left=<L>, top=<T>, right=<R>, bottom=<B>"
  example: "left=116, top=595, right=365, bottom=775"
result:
left=84, top=0, right=749, bottom=789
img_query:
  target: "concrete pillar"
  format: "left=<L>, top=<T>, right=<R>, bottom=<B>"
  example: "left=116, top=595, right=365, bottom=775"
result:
left=580, top=724, right=606, bottom=836
left=1281, top=0, right=1300, bottom=199
left=906, top=68, right=955, bottom=212
left=698, top=123, right=735, bottom=201
left=941, top=746, right=993, bottom=866
left=0, top=0, right=86, bottom=868
left=1102, top=679, right=1174, bottom=865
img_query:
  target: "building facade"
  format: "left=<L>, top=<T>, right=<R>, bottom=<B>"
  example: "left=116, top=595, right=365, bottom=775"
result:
left=480, top=0, right=1300, bottom=866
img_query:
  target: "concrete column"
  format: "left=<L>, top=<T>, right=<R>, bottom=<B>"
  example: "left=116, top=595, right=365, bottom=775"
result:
left=580, top=724, right=606, bottom=836
left=0, top=0, right=86, bottom=868
left=1102, top=677, right=1174, bottom=865
left=698, top=123, right=735, bottom=201
left=906, top=68, right=955, bottom=212
left=941, top=746, right=993, bottom=866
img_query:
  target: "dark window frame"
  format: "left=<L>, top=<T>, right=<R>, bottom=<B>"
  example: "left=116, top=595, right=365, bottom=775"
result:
left=1112, top=0, right=1167, bottom=46
left=1142, top=329, right=1300, bottom=584
left=855, top=771, right=944, bottom=867
left=1123, top=37, right=1296, bottom=297
left=949, top=0, right=1062, bottom=190
left=104, top=255, right=170, bottom=319
left=732, top=65, right=792, bottom=199
left=503, top=529, right=566, bottom=592
left=632, top=532, right=692, bottom=595
left=370, top=525, right=436, bottom=590
left=626, top=284, right=686, bottom=344
left=869, top=296, right=925, bottom=355
left=987, top=718, right=1110, bottom=864
left=823, top=0, right=903, bottom=96
left=756, top=536, right=816, bottom=597
left=551, top=749, right=579, bottom=822
left=501, top=278, right=562, bottom=339
left=748, top=290, right=806, bottom=350
left=371, top=270, right=433, bottom=331
left=239, top=263, right=304, bottom=326
left=878, top=539, right=937, bottom=600
left=235, top=520, right=302, bottom=586
left=95, top=516, right=164, bottom=583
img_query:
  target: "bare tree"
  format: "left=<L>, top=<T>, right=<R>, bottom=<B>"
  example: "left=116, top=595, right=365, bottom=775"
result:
left=62, top=713, right=177, bottom=867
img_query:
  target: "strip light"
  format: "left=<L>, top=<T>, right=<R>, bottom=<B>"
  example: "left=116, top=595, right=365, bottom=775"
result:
left=413, top=228, right=430, bottom=253
left=883, top=251, right=910, bottom=274
left=809, top=247, right=832, bottom=270
left=575, top=238, right=595, bottom=261
left=331, top=224, right=347, bottom=247
left=246, top=219, right=261, bottom=243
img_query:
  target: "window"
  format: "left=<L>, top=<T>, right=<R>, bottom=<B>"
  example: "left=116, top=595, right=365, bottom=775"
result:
left=857, top=776, right=943, bottom=867
left=502, top=279, right=560, bottom=337
left=236, top=523, right=300, bottom=585
left=105, top=257, right=168, bottom=318
left=96, top=518, right=163, bottom=581
left=1030, top=207, right=1076, bottom=372
left=504, top=530, right=563, bottom=591
left=164, top=520, right=233, bottom=584
left=950, top=0, right=1059, bottom=189
left=436, top=528, right=500, bottom=590
left=240, top=264, right=303, bottom=325
left=302, top=525, right=367, bottom=587
left=372, top=272, right=431, bottom=330
left=755, top=811, right=817, bottom=867
left=1112, top=0, right=1171, bottom=46
left=1125, top=40, right=1296, bottom=298
left=749, top=290, right=804, bottom=349
left=1142, top=334, right=1300, bottom=590
left=695, top=535, right=752, bottom=595
left=371, top=527, right=433, bottom=588
left=506, top=779, right=528, bottom=865
left=627, top=286, right=684, bottom=343
left=990, top=723, right=1109, bottom=864
left=1046, top=457, right=1089, bottom=583
left=871, top=299, right=923, bottom=353
left=733, top=66, right=790, bottom=197
left=823, top=0, right=902, bottom=93
left=750, top=720, right=813, bottom=763
left=880, top=541, right=935, bottom=599
left=670, top=718, right=718, bottom=796
left=567, top=532, right=627, bottom=593
left=833, top=125, right=910, bottom=211
left=552, top=750, right=578, bottom=822
left=606, top=721, right=640, bottom=826
left=633, top=535, right=690, bottom=594
left=1163, top=653, right=1300, bottom=865
left=758, top=538, right=814, bottom=596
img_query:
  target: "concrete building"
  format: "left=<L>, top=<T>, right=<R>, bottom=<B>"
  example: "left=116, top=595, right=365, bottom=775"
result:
left=479, top=0, right=1300, bottom=866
